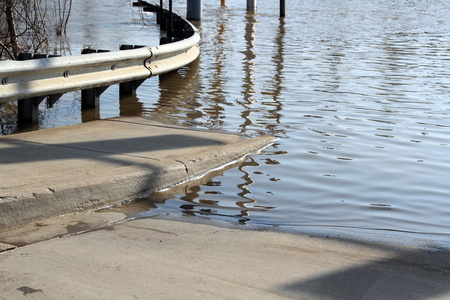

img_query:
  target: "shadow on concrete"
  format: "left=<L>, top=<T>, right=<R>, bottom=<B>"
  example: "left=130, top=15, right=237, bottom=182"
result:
left=279, top=246, right=450, bottom=300
left=0, top=133, right=226, bottom=166
left=0, top=123, right=251, bottom=231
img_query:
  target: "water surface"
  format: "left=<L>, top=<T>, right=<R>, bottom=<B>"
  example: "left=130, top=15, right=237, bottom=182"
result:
left=2, top=0, right=450, bottom=249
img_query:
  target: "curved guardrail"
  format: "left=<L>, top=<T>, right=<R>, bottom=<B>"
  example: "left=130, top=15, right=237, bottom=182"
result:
left=0, top=15, right=200, bottom=104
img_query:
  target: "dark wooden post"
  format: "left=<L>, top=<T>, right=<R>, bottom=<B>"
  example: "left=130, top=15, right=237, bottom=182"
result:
left=246, top=0, right=256, bottom=12
left=187, top=0, right=202, bottom=20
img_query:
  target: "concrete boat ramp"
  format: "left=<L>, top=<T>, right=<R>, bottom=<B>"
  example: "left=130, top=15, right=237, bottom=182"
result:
left=0, top=117, right=275, bottom=231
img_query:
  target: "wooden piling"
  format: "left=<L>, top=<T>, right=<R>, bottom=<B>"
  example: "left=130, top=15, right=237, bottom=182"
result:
left=246, top=0, right=256, bottom=12
left=187, top=0, right=202, bottom=20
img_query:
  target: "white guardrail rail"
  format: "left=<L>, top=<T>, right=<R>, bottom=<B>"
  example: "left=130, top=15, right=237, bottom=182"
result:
left=0, top=19, right=200, bottom=104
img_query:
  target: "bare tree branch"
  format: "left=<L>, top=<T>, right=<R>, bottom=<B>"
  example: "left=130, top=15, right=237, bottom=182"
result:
left=4, top=0, right=21, bottom=57
left=0, top=40, right=16, bottom=60
left=1, top=0, right=70, bottom=59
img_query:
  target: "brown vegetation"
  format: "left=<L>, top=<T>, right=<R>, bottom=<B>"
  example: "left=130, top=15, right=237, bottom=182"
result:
left=0, top=0, right=72, bottom=60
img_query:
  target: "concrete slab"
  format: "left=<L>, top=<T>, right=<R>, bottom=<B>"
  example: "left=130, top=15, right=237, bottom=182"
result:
left=0, top=117, right=275, bottom=231
left=0, top=217, right=449, bottom=299
left=0, top=164, right=237, bottom=247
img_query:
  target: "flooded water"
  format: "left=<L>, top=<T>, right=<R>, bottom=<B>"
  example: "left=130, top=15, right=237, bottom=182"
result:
left=2, top=0, right=450, bottom=248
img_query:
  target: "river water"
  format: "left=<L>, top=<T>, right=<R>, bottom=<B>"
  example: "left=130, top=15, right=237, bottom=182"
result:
left=2, top=0, right=450, bottom=249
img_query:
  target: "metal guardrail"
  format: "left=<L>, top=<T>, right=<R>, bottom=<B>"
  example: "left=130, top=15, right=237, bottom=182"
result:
left=0, top=18, right=200, bottom=104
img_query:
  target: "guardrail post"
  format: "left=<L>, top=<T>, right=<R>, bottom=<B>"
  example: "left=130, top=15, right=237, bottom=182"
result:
left=168, top=0, right=173, bottom=36
left=18, top=97, right=45, bottom=124
left=81, top=104, right=99, bottom=123
left=81, top=86, right=108, bottom=109
left=160, top=14, right=187, bottom=43
left=81, top=86, right=107, bottom=122
left=159, top=12, right=166, bottom=29
left=156, top=1, right=171, bottom=34
left=120, top=80, right=146, bottom=95
left=158, top=0, right=163, bottom=24
left=119, top=45, right=147, bottom=94
left=187, top=0, right=202, bottom=20
left=16, top=53, right=56, bottom=124
left=80, top=49, right=110, bottom=115
left=81, top=48, right=110, bottom=54
left=47, top=94, right=63, bottom=108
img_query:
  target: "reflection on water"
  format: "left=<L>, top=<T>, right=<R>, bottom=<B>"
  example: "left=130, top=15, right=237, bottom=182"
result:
left=136, top=0, right=450, bottom=248
left=2, top=0, right=450, bottom=248
left=242, top=12, right=256, bottom=107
